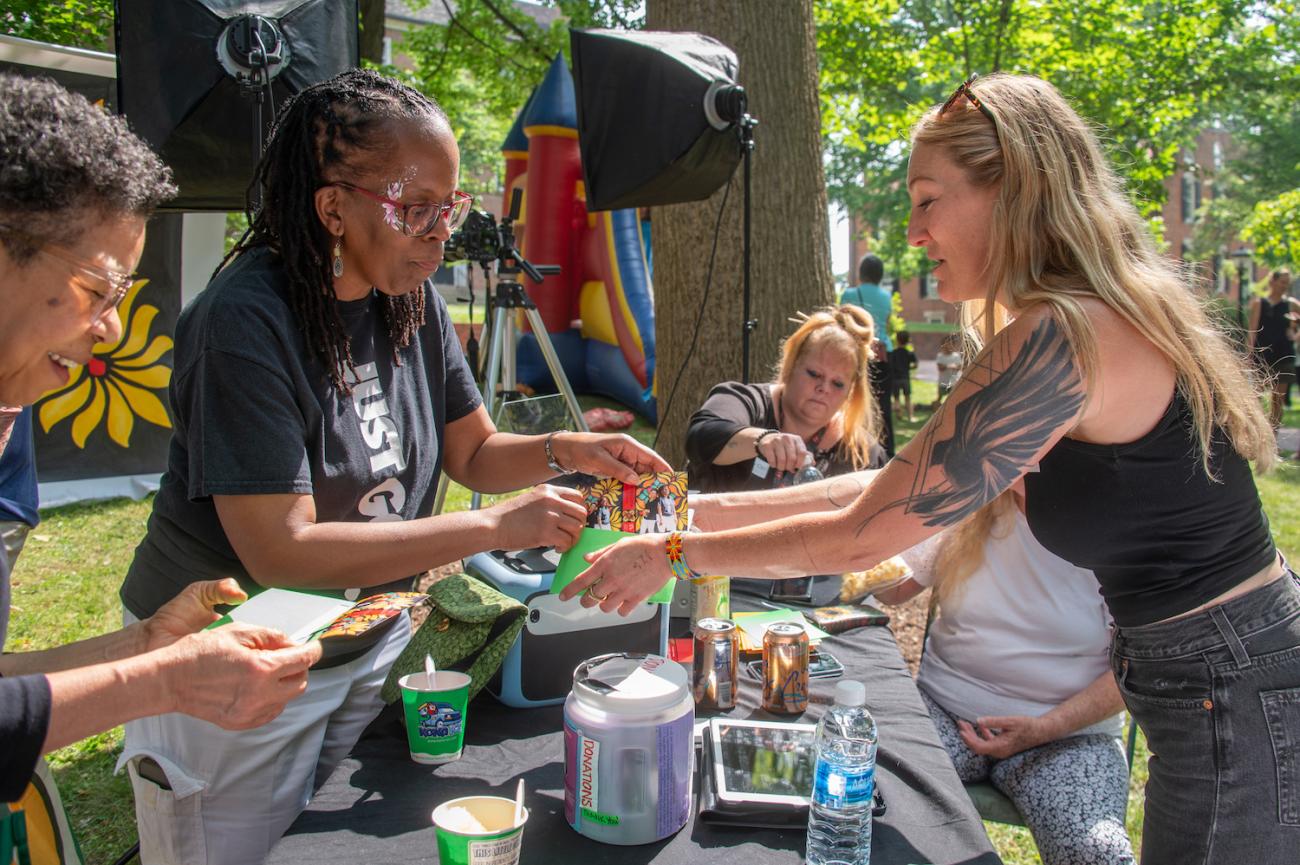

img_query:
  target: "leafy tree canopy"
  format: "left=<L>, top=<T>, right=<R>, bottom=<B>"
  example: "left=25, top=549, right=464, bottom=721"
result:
left=816, top=0, right=1291, bottom=275
left=2, top=0, right=114, bottom=50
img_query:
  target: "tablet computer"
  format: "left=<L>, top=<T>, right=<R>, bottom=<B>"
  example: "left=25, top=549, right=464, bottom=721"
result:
left=709, top=718, right=818, bottom=808
left=698, top=718, right=885, bottom=828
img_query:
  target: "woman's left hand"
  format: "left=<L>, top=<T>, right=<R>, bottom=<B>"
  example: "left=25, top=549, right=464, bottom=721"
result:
left=552, top=432, right=671, bottom=483
left=140, top=578, right=249, bottom=653
left=557, top=533, right=673, bottom=616
left=956, top=715, right=1050, bottom=759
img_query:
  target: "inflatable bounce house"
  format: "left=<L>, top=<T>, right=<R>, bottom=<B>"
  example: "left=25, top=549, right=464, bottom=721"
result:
left=502, top=55, right=657, bottom=421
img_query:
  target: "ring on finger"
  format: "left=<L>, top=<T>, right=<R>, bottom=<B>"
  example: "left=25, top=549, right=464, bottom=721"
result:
left=587, top=581, right=610, bottom=602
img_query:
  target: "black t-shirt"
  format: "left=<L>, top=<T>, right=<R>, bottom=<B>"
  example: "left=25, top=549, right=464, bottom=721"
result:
left=684, top=381, right=885, bottom=494
left=889, top=346, right=917, bottom=380
left=120, top=246, right=482, bottom=619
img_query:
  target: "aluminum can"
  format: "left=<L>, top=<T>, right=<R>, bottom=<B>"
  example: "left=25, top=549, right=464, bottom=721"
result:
left=691, top=618, right=737, bottom=710
left=761, top=622, right=810, bottom=714
left=688, top=574, right=730, bottom=627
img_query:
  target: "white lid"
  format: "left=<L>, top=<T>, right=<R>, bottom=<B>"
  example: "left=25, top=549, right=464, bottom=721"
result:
left=573, top=652, right=689, bottom=714
left=834, top=680, right=866, bottom=707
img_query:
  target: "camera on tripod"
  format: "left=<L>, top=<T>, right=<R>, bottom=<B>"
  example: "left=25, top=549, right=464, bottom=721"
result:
left=443, top=209, right=505, bottom=265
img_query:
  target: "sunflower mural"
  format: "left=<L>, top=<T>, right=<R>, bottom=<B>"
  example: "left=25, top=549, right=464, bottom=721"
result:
left=38, top=278, right=173, bottom=448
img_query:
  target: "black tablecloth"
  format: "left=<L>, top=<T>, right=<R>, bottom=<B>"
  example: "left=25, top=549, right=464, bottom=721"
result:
left=269, top=579, right=1000, bottom=865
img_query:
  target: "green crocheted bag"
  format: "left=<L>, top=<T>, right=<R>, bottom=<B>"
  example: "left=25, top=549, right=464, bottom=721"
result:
left=381, top=572, right=526, bottom=703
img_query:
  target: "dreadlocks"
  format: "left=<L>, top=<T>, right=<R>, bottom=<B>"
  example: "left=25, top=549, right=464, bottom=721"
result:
left=224, top=68, right=448, bottom=394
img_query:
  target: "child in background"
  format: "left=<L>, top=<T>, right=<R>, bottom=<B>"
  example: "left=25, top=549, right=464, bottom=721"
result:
left=933, top=335, right=963, bottom=410
left=890, top=331, right=919, bottom=422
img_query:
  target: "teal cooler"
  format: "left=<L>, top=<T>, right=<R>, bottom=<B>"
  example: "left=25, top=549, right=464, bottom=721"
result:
left=464, top=548, right=670, bottom=708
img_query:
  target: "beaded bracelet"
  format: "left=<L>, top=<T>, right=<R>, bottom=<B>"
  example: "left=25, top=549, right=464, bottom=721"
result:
left=753, top=428, right=780, bottom=455
left=665, top=531, right=700, bottom=582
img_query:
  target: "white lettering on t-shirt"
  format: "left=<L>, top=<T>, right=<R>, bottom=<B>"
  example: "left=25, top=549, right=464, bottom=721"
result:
left=345, top=362, right=407, bottom=475
left=358, top=476, right=407, bottom=522
left=344, top=361, right=409, bottom=519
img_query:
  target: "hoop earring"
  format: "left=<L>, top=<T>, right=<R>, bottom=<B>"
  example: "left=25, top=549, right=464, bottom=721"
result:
left=332, top=239, right=344, bottom=278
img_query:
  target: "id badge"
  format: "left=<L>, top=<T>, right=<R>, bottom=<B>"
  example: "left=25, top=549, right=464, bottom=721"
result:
left=751, top=457, right=770, bottom=479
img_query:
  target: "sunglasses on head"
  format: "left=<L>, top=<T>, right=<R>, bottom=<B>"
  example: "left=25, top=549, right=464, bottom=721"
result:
left=941, top=73, right=1000, bottom=143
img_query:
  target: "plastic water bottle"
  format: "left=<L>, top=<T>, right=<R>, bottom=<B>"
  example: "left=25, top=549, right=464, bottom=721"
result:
left=790, top=453, right=824, bottom=486
left=805, top=680, right=877, bottom=865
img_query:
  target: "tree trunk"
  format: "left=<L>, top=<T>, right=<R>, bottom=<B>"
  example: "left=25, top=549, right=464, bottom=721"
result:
left=646, top=0, right=833, bottom=466
left=359, top=0, right=386, bottom=66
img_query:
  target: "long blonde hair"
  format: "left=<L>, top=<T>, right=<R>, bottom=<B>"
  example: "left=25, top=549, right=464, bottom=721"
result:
left=912, top=74, right=1275, bottom=473
left=776, top=305, right=883, bottom=469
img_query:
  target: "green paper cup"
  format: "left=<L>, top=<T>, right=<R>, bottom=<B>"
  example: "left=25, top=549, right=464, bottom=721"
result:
left=433, top=795, right=528, bottom=865
left=399, top=671, right=471, bottom=764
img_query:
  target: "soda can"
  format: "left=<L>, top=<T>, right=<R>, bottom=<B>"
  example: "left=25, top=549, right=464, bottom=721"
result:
left=688, top=575, right=730, bottom=628
left=692, top=618, right=737, bottom=710
left=761, top=622, right=810, bottom=714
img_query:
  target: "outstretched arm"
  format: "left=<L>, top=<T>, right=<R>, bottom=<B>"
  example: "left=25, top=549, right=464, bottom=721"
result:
left=562, top=306, right=1088, bottom=612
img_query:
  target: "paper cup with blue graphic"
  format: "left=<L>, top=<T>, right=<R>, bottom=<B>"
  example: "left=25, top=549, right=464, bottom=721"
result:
left=399, top=671, right=471, bottom=764
left=433, top=795, right=528, bottom=865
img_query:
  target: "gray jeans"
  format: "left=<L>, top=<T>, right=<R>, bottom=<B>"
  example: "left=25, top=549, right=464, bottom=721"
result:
left=1112, top=572, right=1300, bottom=864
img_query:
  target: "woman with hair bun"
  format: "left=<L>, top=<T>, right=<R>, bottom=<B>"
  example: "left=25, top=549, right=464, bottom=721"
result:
left=564, top=74, right=1297, bottom=864
left=685, top=304, right=886, bottom=493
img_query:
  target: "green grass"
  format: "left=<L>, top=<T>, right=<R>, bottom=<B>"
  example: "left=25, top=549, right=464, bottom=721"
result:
left=14, top=384, right=1298, bottom=863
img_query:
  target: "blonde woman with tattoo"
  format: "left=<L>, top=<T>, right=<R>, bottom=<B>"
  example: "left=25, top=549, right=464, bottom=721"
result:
left=562, top=74, right=1296, bottom=864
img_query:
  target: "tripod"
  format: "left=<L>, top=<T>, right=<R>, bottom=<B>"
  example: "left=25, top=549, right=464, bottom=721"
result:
left=433, top=243, right=589, bottom=514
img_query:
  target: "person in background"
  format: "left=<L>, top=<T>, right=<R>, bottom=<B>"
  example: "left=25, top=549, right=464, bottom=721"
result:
left=840, top=254, right=896, bottom=456
left=1245, top=267, right=1298, bottom=429
left=0, top=406, right=39, bottom=571
left=0, top=72, right=321, bottom=804
left=932, top=334, right=963, bottom=410
left=876, top=492, right=1135, bottom=865
left=685, top=305, right=886, bottom=495
left=890, top=330, right=919, bottom=422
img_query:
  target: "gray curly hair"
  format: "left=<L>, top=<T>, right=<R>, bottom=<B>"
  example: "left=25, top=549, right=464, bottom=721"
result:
left=0, top=72, right=176, bottom=262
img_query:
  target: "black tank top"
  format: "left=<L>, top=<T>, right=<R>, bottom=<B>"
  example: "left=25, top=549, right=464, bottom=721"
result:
left=1023, top=391, right=1275, bottom=627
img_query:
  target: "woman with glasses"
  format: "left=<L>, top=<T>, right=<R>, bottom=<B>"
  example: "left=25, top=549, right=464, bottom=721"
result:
left=118, top=69, right=666, bottom=864
left=564, top=74, right=1295, bottom=864
left=0, top=73, right=322, bottom=803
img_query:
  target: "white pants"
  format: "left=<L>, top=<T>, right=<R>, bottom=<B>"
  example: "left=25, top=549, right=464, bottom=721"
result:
left=118, top=610, right=411, bottom=865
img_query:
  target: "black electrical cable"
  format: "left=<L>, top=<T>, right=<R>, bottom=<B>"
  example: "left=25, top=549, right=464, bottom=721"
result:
left=652, top=179, right=732, bottom=451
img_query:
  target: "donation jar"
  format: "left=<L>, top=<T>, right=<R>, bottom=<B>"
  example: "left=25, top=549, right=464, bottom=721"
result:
left=564, top=652, right=694, bottom=845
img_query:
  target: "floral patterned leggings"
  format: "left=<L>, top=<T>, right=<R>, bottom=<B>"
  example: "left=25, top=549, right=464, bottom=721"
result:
left=920, top=689, right=1135, bottom=865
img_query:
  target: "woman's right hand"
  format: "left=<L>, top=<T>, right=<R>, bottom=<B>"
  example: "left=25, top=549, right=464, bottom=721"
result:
left=757, top=431, right=809, bottom=479
left=488, top=484, right=587, bottom=552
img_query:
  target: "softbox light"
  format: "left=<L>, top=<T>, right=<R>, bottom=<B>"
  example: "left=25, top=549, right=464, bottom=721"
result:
left=570, top=29, right=744, bottom=212
left=115, top=0, right=358, bottom=211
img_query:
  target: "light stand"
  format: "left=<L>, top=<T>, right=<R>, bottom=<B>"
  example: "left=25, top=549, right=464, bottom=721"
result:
left=430, top=195, right=590, bottom=516
left=738, top=113, right=756, bottom=382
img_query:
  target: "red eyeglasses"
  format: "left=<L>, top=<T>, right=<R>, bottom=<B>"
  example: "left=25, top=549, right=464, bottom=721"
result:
left=331, top=182, right=473, bottom=237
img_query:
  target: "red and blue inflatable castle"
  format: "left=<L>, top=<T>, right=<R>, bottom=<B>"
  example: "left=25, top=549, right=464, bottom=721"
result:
left=503, top=55, right=658, bottom=421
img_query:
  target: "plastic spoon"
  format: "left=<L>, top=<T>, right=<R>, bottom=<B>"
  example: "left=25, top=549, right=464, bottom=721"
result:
left=425, top=653, right=436, bottom=686
left=514, top=778, right=525, bottom=827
